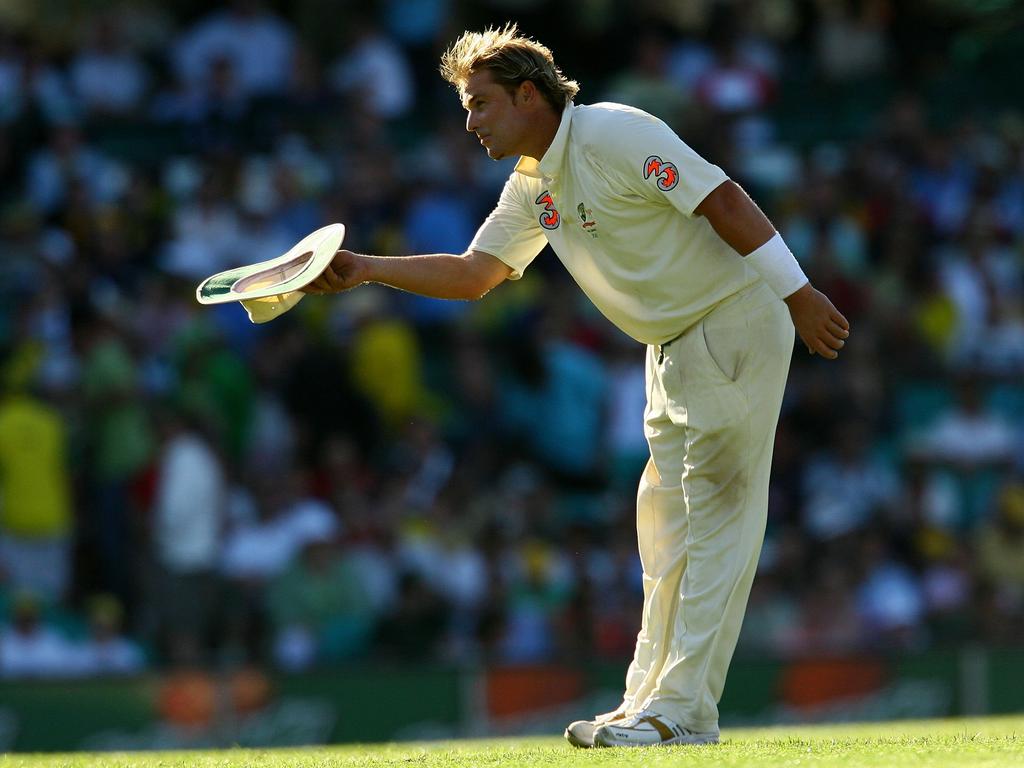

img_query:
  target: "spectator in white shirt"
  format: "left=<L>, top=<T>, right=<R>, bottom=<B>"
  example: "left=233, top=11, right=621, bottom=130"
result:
left=0, top=593, right=78, bottom=679
left=70, top=17, right=149, bottom=116
left=329, top=19, right=414, bottom=120
left=173, top=0, right=296, bottom=99
left=74, top=594, right=146, bottom=676
left=219, top=469, right=339, bottom=662
left=25, top=124, right=126, bottom=215
left=908, top=376, right=1017, bottom=468
left=802, top=419, right=901, bottom=540
left=151, top=408, right=226, bottom=664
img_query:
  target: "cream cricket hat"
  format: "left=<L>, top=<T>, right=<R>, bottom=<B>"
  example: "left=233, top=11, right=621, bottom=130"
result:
left=195, top=223, right=346, bottom=323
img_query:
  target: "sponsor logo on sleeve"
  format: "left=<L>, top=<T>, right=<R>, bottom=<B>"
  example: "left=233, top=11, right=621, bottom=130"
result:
left=643, top=155, right=679, bottom=191
left=535, top=190, right=560, bottom=230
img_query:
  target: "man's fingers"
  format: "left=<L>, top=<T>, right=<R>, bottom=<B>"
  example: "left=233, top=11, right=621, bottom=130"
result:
left=817, top=339, right=839, bottom=359
left=305, top=266, right=344, bottom=295
left=825, top=333, right=845, bottom=351
left=816, top=332, right=841, bottom=357
left=303, top=267, right=356, bottom=295
left=831, top=311, right=850, bottom=331
left=804, top=331, right=840, bottom=359
left=304, top=274, right=333, bottom=294
left=827, top=320, right=849, bottom=338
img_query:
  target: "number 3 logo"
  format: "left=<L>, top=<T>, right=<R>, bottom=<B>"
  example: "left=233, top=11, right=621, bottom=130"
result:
left=535, top=190, right=560, bottom=230
left=643, top=155, right=679, bottom=191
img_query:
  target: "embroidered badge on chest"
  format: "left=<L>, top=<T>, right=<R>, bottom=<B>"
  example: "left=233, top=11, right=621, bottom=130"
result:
left=577, top=202, right=599, bottom=238
left=535, top=190, right=560, bottom=230
left=643, top=155, right=679, bottom=191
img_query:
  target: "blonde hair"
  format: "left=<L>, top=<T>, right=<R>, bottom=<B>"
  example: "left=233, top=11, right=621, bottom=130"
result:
left=440, top=23, right=579, bottom=112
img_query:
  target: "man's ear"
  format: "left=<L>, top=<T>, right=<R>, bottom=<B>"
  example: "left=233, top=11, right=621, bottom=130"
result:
left=518, top=80, right=537, bottom=105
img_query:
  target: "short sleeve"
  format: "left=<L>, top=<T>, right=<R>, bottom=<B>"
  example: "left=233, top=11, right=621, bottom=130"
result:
left=590, top=106, right=729, bottom=217
left=469, top=173, right=548, bottom=280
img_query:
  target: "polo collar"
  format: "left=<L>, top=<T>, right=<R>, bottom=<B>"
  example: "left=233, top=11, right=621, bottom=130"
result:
left=514, top=102, right=574, bottom=180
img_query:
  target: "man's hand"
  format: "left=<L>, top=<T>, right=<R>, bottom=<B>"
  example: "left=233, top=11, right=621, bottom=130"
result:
left=783, top=283, right=850, bottom=359
left=301, top=250, right=367, bottom=294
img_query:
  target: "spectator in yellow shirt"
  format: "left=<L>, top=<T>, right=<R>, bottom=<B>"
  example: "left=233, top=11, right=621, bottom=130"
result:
left=0, top=346, right=73, bottom=602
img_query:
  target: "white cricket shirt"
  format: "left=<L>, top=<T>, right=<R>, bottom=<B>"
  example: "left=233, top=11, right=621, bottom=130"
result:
left=470, top=102, right=759, bottom=345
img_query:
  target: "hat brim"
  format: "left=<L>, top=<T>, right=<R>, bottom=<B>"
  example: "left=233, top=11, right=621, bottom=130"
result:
left=195, top=223, right=346, bottom=305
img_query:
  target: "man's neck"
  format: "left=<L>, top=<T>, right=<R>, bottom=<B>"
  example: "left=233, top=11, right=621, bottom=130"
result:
left=521, top=105, right=563, bottom=162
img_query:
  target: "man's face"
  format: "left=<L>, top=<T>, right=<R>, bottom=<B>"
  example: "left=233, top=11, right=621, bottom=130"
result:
left=462, top=69, right=530, bottom=160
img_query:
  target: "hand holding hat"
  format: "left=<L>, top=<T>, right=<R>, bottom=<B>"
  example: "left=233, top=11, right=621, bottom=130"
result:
left=195, top=223, right=346, bottom=323
left=298, top=248, right=367, bottom=295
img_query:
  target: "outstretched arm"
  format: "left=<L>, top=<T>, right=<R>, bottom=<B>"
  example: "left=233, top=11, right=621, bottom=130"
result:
left=695, top=180, right=850, bottom=359
left=302, top=249, right=513, bottom=301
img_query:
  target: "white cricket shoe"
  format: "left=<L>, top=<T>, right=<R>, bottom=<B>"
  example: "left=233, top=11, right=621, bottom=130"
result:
left=593, top=709, right=719, bottom=747
left=563, top=710, right=628, bottom=748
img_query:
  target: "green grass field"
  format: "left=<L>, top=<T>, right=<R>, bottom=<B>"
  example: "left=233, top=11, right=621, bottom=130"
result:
left=1, top=716, right=1021, bottom=767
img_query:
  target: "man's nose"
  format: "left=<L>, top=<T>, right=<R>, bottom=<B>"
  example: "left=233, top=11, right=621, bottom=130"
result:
left=465, top=110, right=477, bottom=133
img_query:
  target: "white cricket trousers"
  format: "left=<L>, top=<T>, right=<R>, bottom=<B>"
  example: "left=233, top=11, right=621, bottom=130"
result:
left=621, top=281, right=793, bottom=733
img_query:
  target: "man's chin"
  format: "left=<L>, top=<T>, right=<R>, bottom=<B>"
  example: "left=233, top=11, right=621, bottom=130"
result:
left=486, top=147, right=506, bottom=160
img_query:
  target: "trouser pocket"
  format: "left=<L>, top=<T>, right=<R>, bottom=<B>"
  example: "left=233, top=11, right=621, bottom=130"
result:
left=699, top=313, right=745, bottom=384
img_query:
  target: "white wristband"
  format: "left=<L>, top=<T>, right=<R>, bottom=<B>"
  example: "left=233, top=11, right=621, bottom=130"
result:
left=744, top=232, right=808, bottom=299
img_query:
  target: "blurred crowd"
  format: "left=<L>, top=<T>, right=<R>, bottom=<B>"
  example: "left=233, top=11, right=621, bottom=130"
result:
left=1, top=0, right=1023, bottom=679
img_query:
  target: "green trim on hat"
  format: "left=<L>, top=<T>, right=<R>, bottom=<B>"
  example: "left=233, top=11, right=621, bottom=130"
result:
left=197, top=268, right=251, bottom=300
